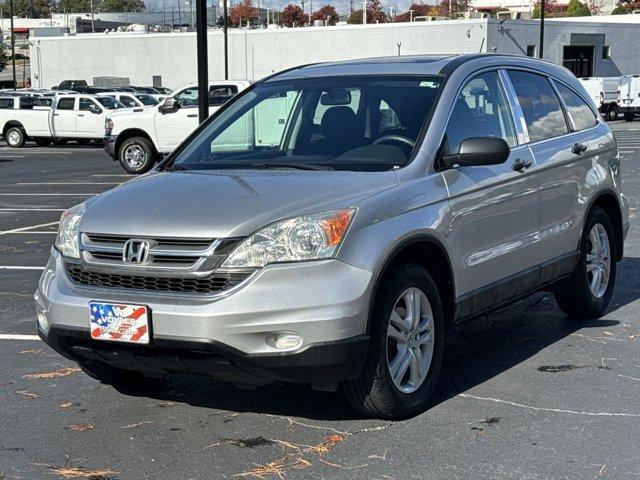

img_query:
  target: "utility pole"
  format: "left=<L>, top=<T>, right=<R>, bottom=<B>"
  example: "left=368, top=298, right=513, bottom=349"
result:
left=223, top=0, right=228, bottom=79
left=539, top=0, right=545, bottom=59
left=90, top=0, right=95, bottom=32
left=177, top=0, right=182, bottom=27
left=9, top=0, right=16, bottom=90
left=196, top=0, right=208, bottom=123
left=362, top=0, right=366, bottom=23
left=171, top=4, right=175, bottom=25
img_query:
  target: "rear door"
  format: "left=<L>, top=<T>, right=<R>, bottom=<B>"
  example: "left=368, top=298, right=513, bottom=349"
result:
left=442, top=70, right=540, bottom=314
left=509, top=71, right=604, bottom=266
left=77, top=97, right=105, bottom=138
left=51, top=97, right=77, bottom=137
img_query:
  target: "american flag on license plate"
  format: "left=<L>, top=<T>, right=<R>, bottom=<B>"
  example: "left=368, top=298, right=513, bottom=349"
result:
left=90, top=302, right=150, bottom=344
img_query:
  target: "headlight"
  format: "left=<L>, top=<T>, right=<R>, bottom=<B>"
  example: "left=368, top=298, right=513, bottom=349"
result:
left=105, top=117, right=114, bottom=134
left=54, top=203, right=85, bottom=259
left=222, top=209, right=356, bottom=268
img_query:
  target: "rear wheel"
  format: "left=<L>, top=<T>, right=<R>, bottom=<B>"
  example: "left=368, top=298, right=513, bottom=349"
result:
left=624, top=113, right=635, bottom=122
left=34, top=138, right=51, bottom=147
left=5, top=126, right=25, bottom=148
left=554, top=207, right=617, bottom=319
left=118, top=136, right=155, bottom=174
left=606, top=105, right=618, bottom=121
left=53, top=138, right=68, bottom=146
left=343, top=264, right=444, bottom=419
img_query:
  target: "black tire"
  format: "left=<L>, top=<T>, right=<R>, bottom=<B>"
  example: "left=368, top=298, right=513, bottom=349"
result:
left=53, top=138, right=68, bottom=146
left=76, top=139, right=90, bottom=145
left=79, top=361, right=161, bottom=389
left=34, top=138, right=51, bottom=147
left=554, top=207, right=617, bottom=319
left=343, top=263, right=445, bottom=419
left=606, top=106, right=618, bottom=122
left=5, top=126, right=25, bottom=148
left=624, top=113, right=634, bottom=122
left=118, top=136, right=156, bottom=174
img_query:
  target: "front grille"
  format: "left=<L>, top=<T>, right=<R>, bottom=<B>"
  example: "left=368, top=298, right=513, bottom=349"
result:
left=65, top=262, right=253, bottom=294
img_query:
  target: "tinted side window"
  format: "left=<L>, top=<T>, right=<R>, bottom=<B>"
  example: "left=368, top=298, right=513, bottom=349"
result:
left=444, top=71, right=517, bottom=155
left=508, top=71, right=568, bottom=143
left=119, top=95, right=138, bottom=108
left=176, top=87, right=198, bottom=107
left=79, top=98, right=100, bottom=111
left=0, top=98, right=14, bottom=109
left=57, top=98, right=76, bottom=110
left=553, top=81, right=598, bottom=131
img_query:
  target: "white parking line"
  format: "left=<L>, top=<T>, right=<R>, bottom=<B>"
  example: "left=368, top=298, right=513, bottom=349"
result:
left=0, top=266, right=44, bottom=270
left=0, top=231, right=57, bottom=235
left=16, top=182, right=119, bottom=186
left=0, top=221, right=59, bottom=235
left=0, top=334, right=40, bottom=341
left=0, top=193, right=99, bottom=196
left=92, top=174, right=132, bottom=177
left=0, top=208, right=65, bottom=212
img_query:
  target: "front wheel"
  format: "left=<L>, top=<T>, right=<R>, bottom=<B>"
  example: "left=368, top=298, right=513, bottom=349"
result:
left=343, top=264, right=444, bottom=419
left=606, top=106, right=618, bottom=121
left=5, top=126, right=25, bottom=148
left=554, top=207, right=617, bottom=319
left=118, top=136, right=156, bottom=174
left=624, top=113, right=635, bottom=122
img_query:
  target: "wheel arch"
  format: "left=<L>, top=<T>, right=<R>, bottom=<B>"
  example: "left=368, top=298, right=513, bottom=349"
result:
left=3, top=120, right=25, bottom=137
left=585, top=189, right=625, bottom=261
left=366, top=234, right=456, bottom=333
left=114, top=128, right=158, bottom=159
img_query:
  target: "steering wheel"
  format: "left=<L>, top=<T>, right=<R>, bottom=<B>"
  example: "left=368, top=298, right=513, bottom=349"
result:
left=372, top=135, right=416, bottom=149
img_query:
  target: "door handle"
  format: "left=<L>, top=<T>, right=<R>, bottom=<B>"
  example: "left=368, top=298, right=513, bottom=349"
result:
left=512, top=158, right=532, bottom=172
left=572, top=142, right=588, bottom=155
left=52, top=113, right=59, bottom=116
left=78, top=114, right=84, bottom=117
left=187, top=113, right=198, bottom=118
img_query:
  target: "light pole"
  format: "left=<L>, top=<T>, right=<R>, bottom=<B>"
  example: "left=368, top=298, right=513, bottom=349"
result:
left=538, top=0, right=545, bottom=59
left=222, top=0, right=228, bottom=79
left=196, top=0, right=208, bottom=122
left=9, top=0, right=16, bottom=90
left=90, top=0, right=95, bottom=32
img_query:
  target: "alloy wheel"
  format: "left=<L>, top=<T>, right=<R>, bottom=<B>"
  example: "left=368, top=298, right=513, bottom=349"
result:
left=124, top=144, right=147, bottom=169
left=386, top=287, right=435, bottom=394
left=586, top=223, right=611, bottom=299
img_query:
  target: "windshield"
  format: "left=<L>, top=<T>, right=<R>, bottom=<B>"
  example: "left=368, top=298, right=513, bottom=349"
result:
left=168, top=75, right=442, bottom=172
left=97, top=96, right=124, bottom=109
left=136, top=94, right=159, bottom=106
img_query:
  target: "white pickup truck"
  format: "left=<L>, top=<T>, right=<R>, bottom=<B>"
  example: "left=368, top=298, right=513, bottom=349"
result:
left=104, top=80, right=251, bottom=173
left=0, top=94, right=122, bottom=147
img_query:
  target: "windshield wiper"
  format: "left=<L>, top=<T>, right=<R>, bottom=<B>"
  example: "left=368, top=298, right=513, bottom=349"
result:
left=251, top=162, right=333, bottom=171
left=169, top=164, right=190, bottom=171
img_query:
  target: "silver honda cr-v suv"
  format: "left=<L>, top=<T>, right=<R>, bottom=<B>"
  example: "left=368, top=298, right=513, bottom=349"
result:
left=35, top=54, right=630, bottom=419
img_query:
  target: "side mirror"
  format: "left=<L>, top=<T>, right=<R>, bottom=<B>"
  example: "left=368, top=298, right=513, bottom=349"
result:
left=441, top=137, right=510, bottom=168
left=89, top=104, right=102, bottom=114
left=159, top=97, right=179, bottom=114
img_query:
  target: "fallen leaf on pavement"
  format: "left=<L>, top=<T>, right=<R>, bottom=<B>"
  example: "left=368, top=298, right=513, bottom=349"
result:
left=23, top=367, right=81, bottom=379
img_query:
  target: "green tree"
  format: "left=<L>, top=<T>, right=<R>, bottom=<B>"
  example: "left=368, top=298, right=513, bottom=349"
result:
left=54, top=0, right=92, bottom=13
left=566, top=0, right=590, bottom=15
left=99, top=0, right=146, bottom=12
left=347, top=8, right=363, bottom=23
left=11, top=0, right=52, bottom=18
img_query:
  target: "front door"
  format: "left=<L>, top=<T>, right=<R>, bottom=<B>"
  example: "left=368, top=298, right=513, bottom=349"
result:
left=155, top=86, right=200, bottom=151
left=77, top=97, right=105, bottom=138
left=441, top=71, right=540, bottom=313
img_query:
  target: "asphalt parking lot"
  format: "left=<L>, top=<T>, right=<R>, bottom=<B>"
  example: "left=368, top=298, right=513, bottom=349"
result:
left=1, top=123, right=639, bottom=480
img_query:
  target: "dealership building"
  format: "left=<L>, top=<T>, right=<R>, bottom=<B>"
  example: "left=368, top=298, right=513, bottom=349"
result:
left=28, top=15, right=640, bottom=90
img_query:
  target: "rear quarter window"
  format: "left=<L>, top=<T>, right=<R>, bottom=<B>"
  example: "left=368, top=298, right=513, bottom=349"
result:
left=553, top=81, right=598, bottom=131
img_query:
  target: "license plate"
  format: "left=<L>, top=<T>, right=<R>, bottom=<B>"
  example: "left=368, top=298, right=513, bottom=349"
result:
left=89, top=302, right=150, bottom=344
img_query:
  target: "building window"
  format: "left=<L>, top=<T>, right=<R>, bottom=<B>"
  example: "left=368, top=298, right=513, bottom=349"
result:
left=526, top=45, right=536, bottom=57
left=602, top=45, right=611, bottom=60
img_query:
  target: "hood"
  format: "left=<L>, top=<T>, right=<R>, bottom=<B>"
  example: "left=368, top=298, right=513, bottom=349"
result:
left=81, top=170, right=398, bottom=238
left=107, top=106, right=157, bottom=119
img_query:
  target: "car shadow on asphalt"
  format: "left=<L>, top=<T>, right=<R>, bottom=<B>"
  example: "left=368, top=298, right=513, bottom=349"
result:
left=117, top=258, right=640, bottom=421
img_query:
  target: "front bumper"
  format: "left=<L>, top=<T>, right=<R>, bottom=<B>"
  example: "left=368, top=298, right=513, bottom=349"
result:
left=35, top=249, right=373, bottom=387
left=104, top=135, right=116, bottom=159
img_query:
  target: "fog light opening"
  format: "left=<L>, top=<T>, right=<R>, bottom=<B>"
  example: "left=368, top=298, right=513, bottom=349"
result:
left=267, top=333, right=303, bottom=350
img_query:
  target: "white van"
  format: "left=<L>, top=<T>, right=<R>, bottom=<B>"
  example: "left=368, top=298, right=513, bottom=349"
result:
left=578, top=77, right=620, bottom=121
left=619, top=75, right=640, bottom=121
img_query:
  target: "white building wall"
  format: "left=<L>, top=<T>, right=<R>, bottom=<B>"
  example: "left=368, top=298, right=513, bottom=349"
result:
left=29, top=21, right=488, bottom=89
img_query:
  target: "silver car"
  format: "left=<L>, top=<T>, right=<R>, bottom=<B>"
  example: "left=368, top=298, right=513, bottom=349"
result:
left=35, top=54, right=630, bottom=419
